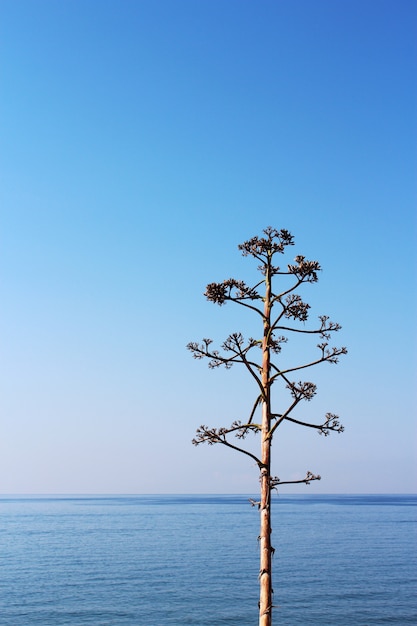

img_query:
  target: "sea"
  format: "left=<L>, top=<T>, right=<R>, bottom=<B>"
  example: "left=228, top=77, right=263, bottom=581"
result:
left=0, top=494, right=416, bottom=625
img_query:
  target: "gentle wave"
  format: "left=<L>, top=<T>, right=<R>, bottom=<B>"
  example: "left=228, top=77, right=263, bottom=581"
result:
left=1, top=494, right=416, bottom=625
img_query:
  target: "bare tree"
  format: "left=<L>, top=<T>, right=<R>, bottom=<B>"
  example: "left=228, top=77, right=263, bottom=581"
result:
left=187, top=227, right=347, bottom=626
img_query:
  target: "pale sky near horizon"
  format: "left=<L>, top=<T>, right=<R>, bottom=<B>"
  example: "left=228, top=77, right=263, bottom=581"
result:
left=1, top=0, right=416, bottom=495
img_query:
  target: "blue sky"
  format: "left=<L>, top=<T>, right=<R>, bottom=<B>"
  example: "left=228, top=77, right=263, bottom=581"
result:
left=1, top=0, right=416, bottom=494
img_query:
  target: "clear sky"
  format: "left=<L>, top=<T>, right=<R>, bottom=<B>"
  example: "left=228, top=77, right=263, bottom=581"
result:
left=1, top=0, right=416, bottom=494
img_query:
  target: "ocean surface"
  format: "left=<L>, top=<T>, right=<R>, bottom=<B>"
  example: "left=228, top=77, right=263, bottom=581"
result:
left=0, top=494, right=416, bottom=625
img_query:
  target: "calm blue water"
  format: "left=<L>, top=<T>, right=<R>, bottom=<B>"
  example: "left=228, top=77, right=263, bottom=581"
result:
left=0, top=494, right=416, bottom=625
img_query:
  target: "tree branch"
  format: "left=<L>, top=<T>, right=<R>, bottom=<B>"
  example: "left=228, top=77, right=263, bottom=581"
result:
left=266, top=397, right=299, bottom=439
left=270, top=346, right=347, bottom=381
left=204, top=279, right=264, bottom=317
left=270, top=277, right=304, bottom=304
left=273, top=315, right=343, bottom=339
left=283, top=412, right=344, bottom=435
left=187, top=335, right=265, bottom=392
left=192, top=424, right=262, bottom=467
left=270, top=471, right=321, bottom=487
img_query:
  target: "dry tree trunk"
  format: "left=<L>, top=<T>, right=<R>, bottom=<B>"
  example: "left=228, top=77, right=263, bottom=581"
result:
left=259, top=262, right=273, bottom=626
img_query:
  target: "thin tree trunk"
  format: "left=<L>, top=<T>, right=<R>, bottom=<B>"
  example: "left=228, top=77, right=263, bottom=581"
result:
left=259, top=403, right=272, bottom=625
left=259, top=263, right=272, bottom=626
